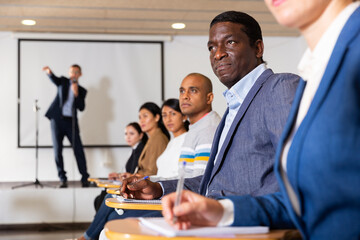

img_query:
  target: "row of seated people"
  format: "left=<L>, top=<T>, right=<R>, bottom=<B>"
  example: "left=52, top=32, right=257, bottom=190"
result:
left=81, top=73, right=221, bottom=240
left=161, top=3, right=360, bottom=240
left=84, top=2, right=360, bottom=239
left=94, top=98, right=190, bottom=211
left=79, top=13, right=300, bottom=237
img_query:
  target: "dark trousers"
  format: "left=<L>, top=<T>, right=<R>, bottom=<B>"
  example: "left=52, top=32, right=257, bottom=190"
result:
left=50, top=118, right=89, bottom=183
left=86, top=193, right=162, bottom=239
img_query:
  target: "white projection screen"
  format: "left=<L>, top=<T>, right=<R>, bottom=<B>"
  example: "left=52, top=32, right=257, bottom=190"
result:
left=18, top=39, right=164, bottom=147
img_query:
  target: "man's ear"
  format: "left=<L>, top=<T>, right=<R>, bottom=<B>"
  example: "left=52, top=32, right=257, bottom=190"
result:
left=255, top=39, right=264, bottom=60
left=206, top=92, right=214, bottom=105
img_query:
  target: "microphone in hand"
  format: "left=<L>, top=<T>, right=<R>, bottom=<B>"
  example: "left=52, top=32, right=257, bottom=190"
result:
left=72, top=78, right=77, bottom=84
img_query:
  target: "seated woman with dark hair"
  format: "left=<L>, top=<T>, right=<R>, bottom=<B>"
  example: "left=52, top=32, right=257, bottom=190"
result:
left=94, top=122, right=147, bottom=212
left=109, top=102, right=170, bottom=181
left=108, top=122, right=148, bottom=179
left=150, top=98, right=189, bottom=181
left=80, top=99, right=190, bottom=240
left=123, top=122, right=148, bottom=174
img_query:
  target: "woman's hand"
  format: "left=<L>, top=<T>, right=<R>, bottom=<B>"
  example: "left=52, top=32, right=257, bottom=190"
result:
left=162, top=190, right=224, bottom=230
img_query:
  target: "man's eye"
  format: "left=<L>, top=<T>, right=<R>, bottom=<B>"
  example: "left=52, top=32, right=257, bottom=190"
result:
left=228, top=40, right=235, bottom=45
left=208, top=46, right=214, bottom=51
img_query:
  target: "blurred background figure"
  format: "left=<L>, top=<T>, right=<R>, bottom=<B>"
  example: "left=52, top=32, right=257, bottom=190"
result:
left=43, top=64, right=90, bottom=188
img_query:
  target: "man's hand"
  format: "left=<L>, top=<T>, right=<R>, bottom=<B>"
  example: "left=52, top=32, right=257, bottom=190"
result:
left=120, top=174, right=163, bottom=200
left=42, top=66, right=52, bottom=75
left=162, top=190, right=224, bottom=230
left=71, top=82, right=79, bottom=97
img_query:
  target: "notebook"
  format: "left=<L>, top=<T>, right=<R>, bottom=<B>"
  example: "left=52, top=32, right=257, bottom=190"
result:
left=115, top=195, right=161, bottom=204
left=97, top=179, right=122, bottom=185
left=139, top=217, right=269, bottom=237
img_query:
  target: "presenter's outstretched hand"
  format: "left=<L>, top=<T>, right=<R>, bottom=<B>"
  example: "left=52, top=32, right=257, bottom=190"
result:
left=42, top=66, right=52, bottom=75
left=162, top=190, right=224, bottom=230
left=120, top=174, right=163, bottom=200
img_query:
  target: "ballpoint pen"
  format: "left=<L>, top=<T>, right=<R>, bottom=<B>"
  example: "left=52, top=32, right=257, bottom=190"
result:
left=173, top=161, right=187, bottom=224
left=128, top=175, right=149, bottom=186
left=117, top=176, right=149, bottom=197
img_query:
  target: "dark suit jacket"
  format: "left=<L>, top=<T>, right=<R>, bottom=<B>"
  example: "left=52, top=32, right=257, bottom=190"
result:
left=45, top=73, right=87, bottom=121
left=227, top=7, right=360, bottom=239
left=125, top=141, right=145, bottom=173
left=162, top=69, right=299, bottom=198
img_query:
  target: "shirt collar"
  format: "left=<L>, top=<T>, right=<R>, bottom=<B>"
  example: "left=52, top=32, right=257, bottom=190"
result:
left=132, top=142, right=140, bottom=150
left=223, top=63, right=267, bottom=108
left=189, top=111, right=212, bottom=130
left=298, top=2, right=360, bottom=81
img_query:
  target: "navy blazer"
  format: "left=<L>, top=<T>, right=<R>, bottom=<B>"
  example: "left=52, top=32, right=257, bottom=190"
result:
left=45, top=73, right=87, bottom=121
left=228, top=7, right=360, bottom=240
left=162, top=69, right=299, bottom=198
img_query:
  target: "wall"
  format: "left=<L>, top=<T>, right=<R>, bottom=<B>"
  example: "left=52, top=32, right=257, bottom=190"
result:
left=0, top=32, right=306, bottom=182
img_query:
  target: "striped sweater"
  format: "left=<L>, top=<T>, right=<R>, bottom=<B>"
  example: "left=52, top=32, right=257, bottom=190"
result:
left=179, top=111, right=221, bottom=178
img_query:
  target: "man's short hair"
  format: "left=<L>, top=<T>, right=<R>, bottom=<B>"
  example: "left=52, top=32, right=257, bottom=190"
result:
left=210, top=11, right=263, bottom=48
left=71, top=64, right=82, bottom=73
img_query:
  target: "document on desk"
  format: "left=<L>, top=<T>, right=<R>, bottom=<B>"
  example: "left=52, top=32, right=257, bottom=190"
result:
left=139, top=217, right=269, bottom=237
left=97, top=179, right=122, bottom=185
left=115, top=196, right=161, bottom=204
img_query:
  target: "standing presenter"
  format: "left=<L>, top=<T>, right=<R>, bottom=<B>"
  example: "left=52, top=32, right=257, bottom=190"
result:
left=43, top=64, right=90, bottom=188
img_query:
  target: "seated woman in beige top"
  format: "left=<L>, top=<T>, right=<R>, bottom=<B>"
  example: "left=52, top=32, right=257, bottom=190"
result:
left=121, top=102, right=170, bottom=178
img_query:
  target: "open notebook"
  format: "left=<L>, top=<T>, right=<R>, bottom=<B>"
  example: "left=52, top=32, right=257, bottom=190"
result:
left=115, top=195, right=161, bottom=204
left=97, top=179, right=122, bottom=185
left=139, top=217, right=269, bottom=237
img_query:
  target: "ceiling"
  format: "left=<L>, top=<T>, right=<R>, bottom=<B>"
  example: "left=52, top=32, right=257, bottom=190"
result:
left=0, top=0, right=299, bottom=37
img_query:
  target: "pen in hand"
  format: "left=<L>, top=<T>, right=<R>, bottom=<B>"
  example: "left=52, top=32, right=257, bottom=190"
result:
left=128, top=175, right=149, bottom=186
left=173, top=161, right=187, bottom=224
left=118, top=176, right=149, bottom=198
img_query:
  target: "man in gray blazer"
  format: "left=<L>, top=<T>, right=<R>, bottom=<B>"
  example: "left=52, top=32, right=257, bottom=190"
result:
left=122, top=11, right=299, bottom=202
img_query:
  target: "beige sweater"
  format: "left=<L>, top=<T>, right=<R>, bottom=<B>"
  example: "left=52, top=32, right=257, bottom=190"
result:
left=136, top=128, right=169, bottom=176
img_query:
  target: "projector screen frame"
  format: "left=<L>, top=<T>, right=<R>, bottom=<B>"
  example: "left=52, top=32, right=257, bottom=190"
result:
left=17, top=38, right=165, bottom=148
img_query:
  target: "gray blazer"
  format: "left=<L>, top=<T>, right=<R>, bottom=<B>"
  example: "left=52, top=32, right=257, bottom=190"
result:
left=162, top=69, right=299, bottom=198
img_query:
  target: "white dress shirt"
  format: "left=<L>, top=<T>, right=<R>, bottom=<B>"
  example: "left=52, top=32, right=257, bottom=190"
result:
left=280, top=2, right=360, bottom=216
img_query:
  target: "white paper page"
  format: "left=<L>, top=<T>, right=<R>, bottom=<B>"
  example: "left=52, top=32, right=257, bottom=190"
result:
left=115, top=196, right=162, bottom=205
left=139, top=217, right=269, bottom=237
left=97, top=179, right=122, bottom=185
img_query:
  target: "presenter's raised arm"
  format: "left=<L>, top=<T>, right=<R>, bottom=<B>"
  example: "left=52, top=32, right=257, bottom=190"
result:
left=42, top=66, right=52, bottom=75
